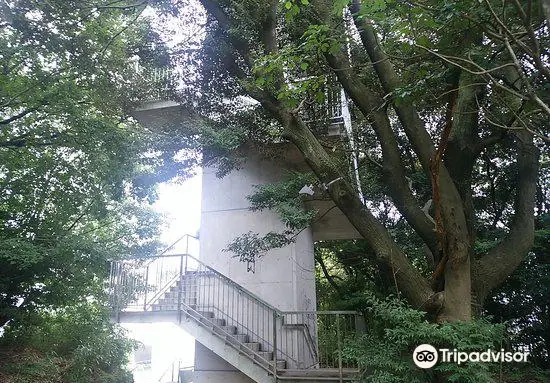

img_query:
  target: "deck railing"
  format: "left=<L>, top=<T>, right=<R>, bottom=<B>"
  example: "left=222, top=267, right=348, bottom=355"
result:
left=133, top=64, right=346, bottom=130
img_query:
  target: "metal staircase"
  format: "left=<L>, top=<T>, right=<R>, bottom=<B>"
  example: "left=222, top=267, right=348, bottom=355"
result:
left=109, top=237, right=362, bottom=383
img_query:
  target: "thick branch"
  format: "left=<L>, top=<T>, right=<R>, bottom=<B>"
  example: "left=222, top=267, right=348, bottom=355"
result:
left=476, top=131, right=507, bottom=152
left=349, top=3, right=470, bottom=269
left=315, top=255, right=343, bottom=295
left=473, top=130, right=540, bottom=302
left=261, top=0, right=278, bottom=54
left=430, top=81, right=458, bottom=288
left=445, top=72, right=486, bottom=242
left=325, top=52, right=438, bottom=257
left=280, top=113, right=435, bottom=310
left=349, top=0, right=436, bottom=172
left=200, top=0, right=254, bottom=68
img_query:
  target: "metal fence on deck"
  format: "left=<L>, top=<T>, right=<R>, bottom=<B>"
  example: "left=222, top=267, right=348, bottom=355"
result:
left=132, top=64, right=346, bottom=130
left=278, top=311, right=359, bottom=370
left=132, top=63, right=185, bottom=101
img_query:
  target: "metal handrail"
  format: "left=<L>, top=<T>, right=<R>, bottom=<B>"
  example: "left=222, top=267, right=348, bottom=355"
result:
left=110, top=251, right=363, bottom=374
left=204, top=297, right=302, bottom=368
left=113, top=234, right=198, bottom=265
left=144, top=271, right=181, bottom=311
left=108, top=235, right=199, bottom=311
left=132, top=64, right=345, bottom=126
left=179, top=304, right=277, bottom=373
left=122, top=252, right=282, bottom=315
left=177, top=254, right=303, bottom=366
left=182, top=253, right=283, bottom=315
left=282, top=323, right=319, bottom=368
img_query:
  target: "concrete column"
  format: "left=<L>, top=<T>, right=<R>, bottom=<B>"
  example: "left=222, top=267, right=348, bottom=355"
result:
left=195, top=148, right=316, bottom=382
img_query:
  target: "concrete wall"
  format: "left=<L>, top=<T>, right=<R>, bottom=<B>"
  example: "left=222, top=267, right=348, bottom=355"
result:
left=195, top=148, right=317, bottom=382
left=199, top=149, right=316, bottom=312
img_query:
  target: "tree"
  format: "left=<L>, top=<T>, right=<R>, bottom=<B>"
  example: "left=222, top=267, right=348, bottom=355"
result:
left=0, top=0, right=196, bottom=327
left=0, top=1, right=192, bottom=379
left=173, top=0, right=548, bottom=322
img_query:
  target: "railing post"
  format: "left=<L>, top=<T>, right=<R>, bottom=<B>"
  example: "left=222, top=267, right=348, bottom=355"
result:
left=184, top=251, right=189, bottom=275
left=143, top=264, right=149, bottom=311
left=178, top=254, right=184, bottom=323
left=273, top=311, right=278, bottom=382
left=184, top=235, right=190, bottom=305
left=337, top=313, right=343, bottom=383
left=109, top=261, right=114, bottom=309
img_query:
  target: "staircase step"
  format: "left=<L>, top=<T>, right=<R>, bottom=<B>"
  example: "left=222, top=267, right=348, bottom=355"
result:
left=256, top=357, right=286, bottom=370
left=179, top=274, right=199, bottom=280
left=159, top=298, right=198, bottom=306
left=256, top=350, right=273, bottom=360
left=165, top=291, right=197, bottom=299
left=227, top=333, right=248, bottom=343
left=272, top=359, right=286, bottom=369
left=219, top=325, right=237, bottom=334
left=151, top=304, right=179, bottom=311
left=171, top=286, right=199, bottom=293
left=179, top=285, right=199, bottom=291
left=198, top=311, right=215, bottom=318
left=199, top=316, right=226, bottom=327
left=161, top=298, right=196, bottom=305
left=209, top=317, right=226, bottom=326
left=241, top=342, right=261, bottom=352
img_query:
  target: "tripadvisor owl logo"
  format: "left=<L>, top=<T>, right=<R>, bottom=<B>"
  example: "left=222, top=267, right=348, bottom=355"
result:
left=413, top=344, right=439, bottom=369
left=413, top=344, right=530, bottom=369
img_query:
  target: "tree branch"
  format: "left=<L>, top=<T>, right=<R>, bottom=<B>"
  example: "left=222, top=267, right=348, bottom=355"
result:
left=348, top=2, right=470, bottom=280
left=261, top=0, right=278, bottom=54
left=199, top=0, right=438, bottom=312
left=325, top=51, right=439, bottom=257
left=0, top=106, right=40, bottom=126
left=315, top=254, right=343, bottom=295
left=349, top=0, right=437, bottom=172
left=502, top=37, right=550, bottom=117
left=473, top=130, right=540, bottom=302
left=281, top=112, right=435, bottom=310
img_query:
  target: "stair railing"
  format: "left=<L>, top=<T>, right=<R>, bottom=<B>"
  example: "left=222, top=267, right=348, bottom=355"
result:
left=177, top=254, right=301, bottom=368
left=108, top=235, right=198, bottom=311
left=110, top=251, right=363, bottom=374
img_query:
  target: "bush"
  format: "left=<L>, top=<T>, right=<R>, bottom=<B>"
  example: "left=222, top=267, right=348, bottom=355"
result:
left=0, top=303, right=135, bottom=383
left=342, top=295, right=515, bottom=383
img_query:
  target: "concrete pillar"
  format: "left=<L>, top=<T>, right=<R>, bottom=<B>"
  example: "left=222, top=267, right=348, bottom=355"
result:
left=195, top=148, right=316, bottom=382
